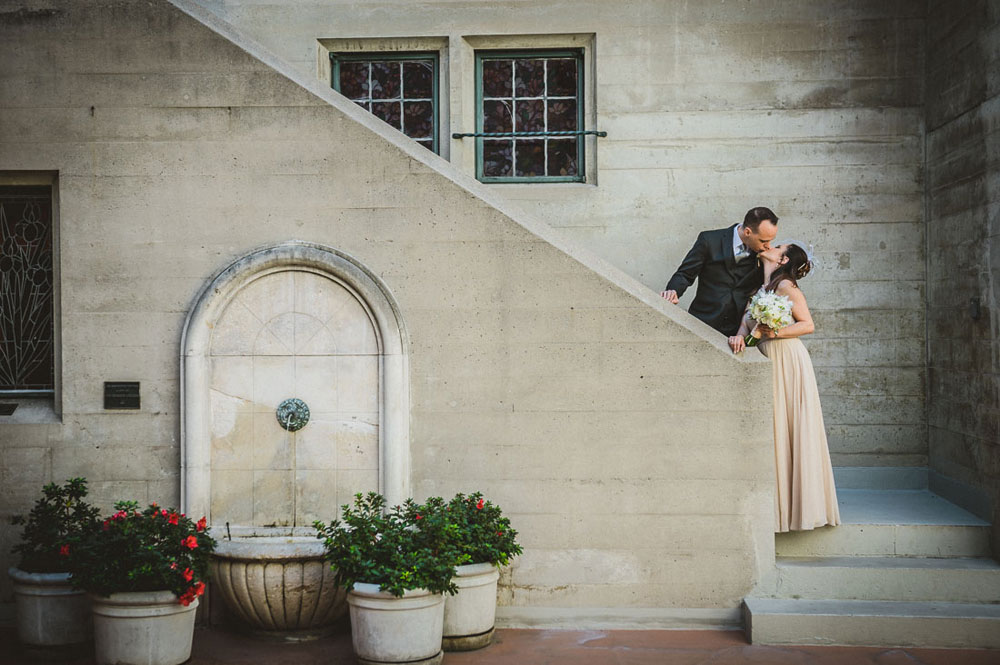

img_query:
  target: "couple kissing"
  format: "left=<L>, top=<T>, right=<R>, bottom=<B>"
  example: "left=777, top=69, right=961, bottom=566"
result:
left=661, top=207, right=839, bottom=533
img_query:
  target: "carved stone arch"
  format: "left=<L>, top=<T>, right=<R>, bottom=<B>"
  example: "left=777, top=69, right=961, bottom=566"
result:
left=180, top=242, right=409, bottom=527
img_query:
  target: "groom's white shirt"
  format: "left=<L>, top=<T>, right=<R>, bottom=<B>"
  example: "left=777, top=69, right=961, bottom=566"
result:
left=733, top=224, right=749, bottom=261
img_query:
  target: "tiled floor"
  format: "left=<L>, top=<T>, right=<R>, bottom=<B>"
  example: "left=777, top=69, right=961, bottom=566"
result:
left=3, top=625, right=998, bottom=665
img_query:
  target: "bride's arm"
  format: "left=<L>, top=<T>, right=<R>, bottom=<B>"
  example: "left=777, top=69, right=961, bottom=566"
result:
left=728, top=305, right=754, bottom=353
left=764, top=281, right=815, bottom=339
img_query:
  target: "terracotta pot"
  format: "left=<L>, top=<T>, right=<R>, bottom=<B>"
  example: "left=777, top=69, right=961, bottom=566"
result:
left=90, top=590, right=197, bottom=665
left=8, top=567, right=92, bottom=654
left=347, top=583, right=444, bottom=665
left=442, top=562, right=500, bottom=651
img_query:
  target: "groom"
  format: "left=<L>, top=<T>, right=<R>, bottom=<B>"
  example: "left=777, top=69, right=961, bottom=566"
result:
left=660, top=207, right=778, bottom=337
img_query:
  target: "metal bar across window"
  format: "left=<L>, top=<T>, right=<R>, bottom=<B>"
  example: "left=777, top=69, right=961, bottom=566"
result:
left=454, top=130, right=606, bottom=139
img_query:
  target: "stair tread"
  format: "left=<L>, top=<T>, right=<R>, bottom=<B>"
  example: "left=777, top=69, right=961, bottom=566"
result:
left=837, top=490, right=988, bottom=526
left=777, top=556, right=1000, bottom=571
left=745, top=597, right=1000, bottom=618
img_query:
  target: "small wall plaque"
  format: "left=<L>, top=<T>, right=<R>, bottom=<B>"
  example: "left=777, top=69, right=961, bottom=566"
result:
left=104, top=382, right=140, bottom=410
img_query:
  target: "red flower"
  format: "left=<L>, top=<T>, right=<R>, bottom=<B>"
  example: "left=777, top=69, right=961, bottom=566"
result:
left=102, top=520, right=110, bottom=531
left=194, top=581, right=205, bottom=596
left=179, top=590, right=195, bottom=606
left=476, top=499, right=485, bottom=510
left=170, top=562, right=178, bottom=570
left=497, top=531, right=503, bottom=536
left=182, top=567, right=194, bottom=582
left=196, top=517, right=207, bottom=532
left=167, top=512, right=180, bottom=525
left=161, top=509, right=168, bottom=517
left=59, top=544, right=70, bottom=557
left=415, top=514, right=423, bottom=520
left=182, top=535, right=199, bottom=550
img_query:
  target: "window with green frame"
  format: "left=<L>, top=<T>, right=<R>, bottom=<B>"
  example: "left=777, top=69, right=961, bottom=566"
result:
left=476, top=50, right=584, bottom=183
left=331, top=52, right=439, bottom=153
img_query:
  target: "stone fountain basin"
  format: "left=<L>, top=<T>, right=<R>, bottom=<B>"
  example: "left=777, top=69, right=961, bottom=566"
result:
left=211, top=536, right=346, bottom=640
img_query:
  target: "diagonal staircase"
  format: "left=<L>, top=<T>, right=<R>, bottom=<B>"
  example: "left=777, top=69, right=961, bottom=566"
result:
left=744, top=468, right=1000, bottom=648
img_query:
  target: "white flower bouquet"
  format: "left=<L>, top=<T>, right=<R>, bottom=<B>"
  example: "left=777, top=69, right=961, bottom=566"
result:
left=744, top=290, right=795, bottom=347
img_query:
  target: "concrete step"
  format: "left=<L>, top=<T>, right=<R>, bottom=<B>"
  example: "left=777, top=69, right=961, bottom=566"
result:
left=774, top=556, right=1000, bottom=603
left=743, top=597, right=1000, bottom=648
left=833, top=466, right=927, bottom=490
left=776, top=490, right=992, bottom=558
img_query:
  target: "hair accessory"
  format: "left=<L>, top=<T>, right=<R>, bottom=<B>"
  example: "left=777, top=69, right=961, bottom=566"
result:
left=777, top=239, right=819, bottom=274
left=777, top=240, right=819, bottom=279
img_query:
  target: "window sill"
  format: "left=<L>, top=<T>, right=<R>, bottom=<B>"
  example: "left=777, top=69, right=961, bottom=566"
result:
left=480, top=181, right=598, bottom=193
left=0, top=397, right=60, bottom=424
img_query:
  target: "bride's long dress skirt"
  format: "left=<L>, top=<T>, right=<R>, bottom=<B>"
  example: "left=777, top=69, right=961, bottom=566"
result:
left=759, top=338, right=841, bottom=532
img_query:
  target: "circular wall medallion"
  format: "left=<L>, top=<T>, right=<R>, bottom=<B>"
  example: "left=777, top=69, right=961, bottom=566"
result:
left=276, top=398, right=310, bottom=432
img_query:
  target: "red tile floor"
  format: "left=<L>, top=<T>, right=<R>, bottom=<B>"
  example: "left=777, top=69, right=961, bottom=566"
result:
left=3, top=625, right=998, bottom=665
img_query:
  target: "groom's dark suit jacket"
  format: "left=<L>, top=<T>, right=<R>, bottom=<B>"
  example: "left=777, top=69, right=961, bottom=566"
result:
left=665, top=225, right=764, bottom=337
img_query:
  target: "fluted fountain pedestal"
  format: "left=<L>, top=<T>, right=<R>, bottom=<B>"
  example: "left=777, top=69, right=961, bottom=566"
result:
left=211, top=536, right=346, bottom=641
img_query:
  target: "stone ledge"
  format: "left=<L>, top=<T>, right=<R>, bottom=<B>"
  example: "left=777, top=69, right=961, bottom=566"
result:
left=495, top=606, right=741, bottom=631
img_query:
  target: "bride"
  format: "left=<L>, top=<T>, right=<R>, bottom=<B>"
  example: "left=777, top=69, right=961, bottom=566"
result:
left=728, top=242, right=840, bottom=533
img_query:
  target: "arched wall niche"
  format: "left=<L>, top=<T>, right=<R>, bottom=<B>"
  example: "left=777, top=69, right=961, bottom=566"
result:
left=180, top=242, right=409, bottom=531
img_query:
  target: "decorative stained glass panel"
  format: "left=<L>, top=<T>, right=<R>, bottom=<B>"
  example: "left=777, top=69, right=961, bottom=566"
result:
left=483, top=141, right=513, bottom=177
left=547, top=140, right=578, bottom=177
left=476, top=51, right=584, bottom=182
left=483, top=100, right=512, bottom=133
left=514, top=59, right=545, bottom=97
left=0, top=186, right=54, bottom=393
left=482, top=59, right=512, bottom=98
left=332, top=53, right=438, bottom=154
left=515, top=99, right=545, bottom=132
left=515, top=140, right=545, bottom=177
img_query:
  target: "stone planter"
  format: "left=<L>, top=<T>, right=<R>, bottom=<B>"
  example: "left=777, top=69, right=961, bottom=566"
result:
left=211, top=536, right=347, bottom=640
left=8, top=567, right=92, bottom=655
left=91, top=590, right=197, bottom=665
left=442, top=562, right=500, bottom=651
left=348, top=583, right=444, bottom=665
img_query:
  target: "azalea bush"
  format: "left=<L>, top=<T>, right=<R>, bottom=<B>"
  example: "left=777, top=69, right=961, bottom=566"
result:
left=442, top=492, right=522, bottom=567
left=67, top=500, right=216, bottom=605
left=10, top=478, right=101, bottom=574
left=314, top=492, right=466, bottom=598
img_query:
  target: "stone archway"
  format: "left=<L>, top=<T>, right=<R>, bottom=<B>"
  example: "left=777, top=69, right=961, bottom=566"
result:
left=180, top=242, right=408, bottom=532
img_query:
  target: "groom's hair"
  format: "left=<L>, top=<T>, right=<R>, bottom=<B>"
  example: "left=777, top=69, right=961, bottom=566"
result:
left=743, top=206, right=778, bottom=231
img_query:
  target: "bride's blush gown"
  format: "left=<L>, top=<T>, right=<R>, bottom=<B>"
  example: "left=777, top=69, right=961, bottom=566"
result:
left=759, top=336, right=841, bottom=532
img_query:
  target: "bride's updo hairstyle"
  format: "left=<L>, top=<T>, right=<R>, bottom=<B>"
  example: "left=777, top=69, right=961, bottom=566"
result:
left=766, top=243, right=812, bottom=291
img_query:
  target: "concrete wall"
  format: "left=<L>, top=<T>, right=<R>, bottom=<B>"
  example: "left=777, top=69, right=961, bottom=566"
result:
left=925, top=0, right=1000, bottom=544
left=0, top=0, right=773, bottom=620
left=194, top=0, right=929, bottom=468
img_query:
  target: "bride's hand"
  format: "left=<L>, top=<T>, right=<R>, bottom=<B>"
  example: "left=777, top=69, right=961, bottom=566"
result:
left=757, top=325, right=777, bottom=339
left=728, top=335, right=745, bottom=353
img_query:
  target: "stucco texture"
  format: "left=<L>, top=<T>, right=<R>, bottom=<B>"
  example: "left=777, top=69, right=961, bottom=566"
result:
left=0, top=0, right=772, bottom=615
left=195, top=0, right=929, bottom=470
left=925, top=0, right=1000, bottom=546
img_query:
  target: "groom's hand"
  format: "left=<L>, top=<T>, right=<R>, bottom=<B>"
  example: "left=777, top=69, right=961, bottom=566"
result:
left=660, top=290, right=679, bottom=304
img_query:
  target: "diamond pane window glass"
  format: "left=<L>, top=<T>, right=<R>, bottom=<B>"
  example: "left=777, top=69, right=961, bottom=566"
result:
left=0, top=185, right=54, bottom=393
left=476, top=50, right=584, bottom=183
left=332, top=53, right=439, bottom=154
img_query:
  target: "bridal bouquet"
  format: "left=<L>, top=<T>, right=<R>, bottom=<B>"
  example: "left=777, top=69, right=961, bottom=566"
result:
left=744, top=290, right=794, bottom=347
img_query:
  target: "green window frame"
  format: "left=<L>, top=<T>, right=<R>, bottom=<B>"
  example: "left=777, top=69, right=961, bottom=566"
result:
left=330, top=52, right=440, bottom=154
left=475, top=49, right=585, bottom=183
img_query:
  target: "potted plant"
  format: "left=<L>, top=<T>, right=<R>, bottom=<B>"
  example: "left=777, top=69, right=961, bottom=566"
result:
left=68, top=500, right=216, bottom=665
left=8, top=478, right=101, bottom=656
left=432, top=492, right=522, bottom=651
left=314, top=492, right=464, bottom=665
